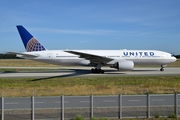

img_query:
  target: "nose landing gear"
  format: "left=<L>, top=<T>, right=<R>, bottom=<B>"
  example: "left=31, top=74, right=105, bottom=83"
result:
left=160, top=68, right=164, bottom=71
left=160, top=65, right=166, bottom=71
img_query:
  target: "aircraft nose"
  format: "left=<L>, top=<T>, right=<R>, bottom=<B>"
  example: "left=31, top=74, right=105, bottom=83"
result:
left=172, top=57, right=177, bottom=62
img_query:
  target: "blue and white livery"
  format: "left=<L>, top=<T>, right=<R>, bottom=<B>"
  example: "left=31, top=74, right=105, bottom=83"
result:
left=17, top=26, right=46, bottom=52
left=8, top=25, right=177, bottom=73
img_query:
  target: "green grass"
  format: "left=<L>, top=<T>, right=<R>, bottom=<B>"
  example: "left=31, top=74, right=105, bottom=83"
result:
left=0, top=76, right=180, bottom=97
left=0, top=68, right=61, bottom=72
left=0, top=59, right=59, bottom=67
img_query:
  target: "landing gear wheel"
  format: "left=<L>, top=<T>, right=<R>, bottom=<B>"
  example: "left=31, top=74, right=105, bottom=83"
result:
left=91, top=68, right=105, bottom=74
left=101, top=70, right=104, bottom=74
left=91, top=68, right=95, bottom=73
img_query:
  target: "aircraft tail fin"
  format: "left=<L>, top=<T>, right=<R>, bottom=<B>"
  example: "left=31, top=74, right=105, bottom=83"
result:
left=16, top=25, right=47, bottom=52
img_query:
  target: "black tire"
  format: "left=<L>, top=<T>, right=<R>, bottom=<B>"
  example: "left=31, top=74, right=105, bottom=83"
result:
left=101, top=70, right=104, bottom=74
left=160, top=68, right=164, bottom=71
left=91, top=68, right=95, bottom=73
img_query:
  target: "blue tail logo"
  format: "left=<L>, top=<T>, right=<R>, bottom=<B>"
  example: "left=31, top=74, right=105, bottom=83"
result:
left=16, top=25, right=46, bottom=52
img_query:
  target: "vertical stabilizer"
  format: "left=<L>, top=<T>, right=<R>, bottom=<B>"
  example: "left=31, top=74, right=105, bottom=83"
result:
left=16, top=25, right=46, bottom=52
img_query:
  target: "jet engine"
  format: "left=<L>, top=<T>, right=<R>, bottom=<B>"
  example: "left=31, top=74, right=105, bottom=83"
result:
left=110, top=61, right=134, bottom=71
left=78, top=60, right=90, bottom=66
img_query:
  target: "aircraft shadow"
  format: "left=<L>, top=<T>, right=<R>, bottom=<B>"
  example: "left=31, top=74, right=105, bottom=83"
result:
left=31, top=69, right=91, bottom=81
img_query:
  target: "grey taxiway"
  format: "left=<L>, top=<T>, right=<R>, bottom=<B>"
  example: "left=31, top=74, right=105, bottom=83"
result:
left=0, top=67, right=179, bottom=78
left=1, top=94, right=178, bottom=109
left=1, top=94, right=178, bottom=119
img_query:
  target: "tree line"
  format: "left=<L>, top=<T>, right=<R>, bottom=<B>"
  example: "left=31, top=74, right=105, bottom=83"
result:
left=0, top=54, right=21, bottom=59
left=175, top=55, right=180, bottom=58
left=0, top=53, right=180, bottom=59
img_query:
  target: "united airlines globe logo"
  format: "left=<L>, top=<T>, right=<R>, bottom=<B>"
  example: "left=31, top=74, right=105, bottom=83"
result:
left=26, top=38, right=46, bottom=52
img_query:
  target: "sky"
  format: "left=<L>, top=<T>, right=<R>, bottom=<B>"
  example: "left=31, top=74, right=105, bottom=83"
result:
left=0, top=0, right=180, bottom=54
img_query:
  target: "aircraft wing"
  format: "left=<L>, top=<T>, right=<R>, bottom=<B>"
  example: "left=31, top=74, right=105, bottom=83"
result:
left=64, top=50, right=113, bottom=64
left=7, top=52, right=39, bottom=58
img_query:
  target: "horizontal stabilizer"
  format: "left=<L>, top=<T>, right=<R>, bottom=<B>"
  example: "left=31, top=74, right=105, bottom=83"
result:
left=7, top=52, right=39, bottom=58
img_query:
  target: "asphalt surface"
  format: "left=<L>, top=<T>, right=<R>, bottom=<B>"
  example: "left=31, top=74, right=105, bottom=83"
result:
left=0, top=94, right=178, bottom=109
left=0, top=67, right=180, bottom=78
left=1, top=94, right=179, bottom=120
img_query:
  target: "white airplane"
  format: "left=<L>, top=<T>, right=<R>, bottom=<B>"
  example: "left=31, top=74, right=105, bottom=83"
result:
left=9, top=25, right=177, bottom=73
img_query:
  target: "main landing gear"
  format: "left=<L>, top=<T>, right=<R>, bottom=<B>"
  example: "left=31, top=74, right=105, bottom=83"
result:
left=160, top=65, right=167, bottom=71
left=91, top=68, right=104, bottom=74
left=91, top=64, right=104, bottom=74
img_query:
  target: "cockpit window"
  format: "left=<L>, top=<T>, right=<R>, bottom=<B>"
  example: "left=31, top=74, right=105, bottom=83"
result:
left=171, top=54, right=174, bottom=57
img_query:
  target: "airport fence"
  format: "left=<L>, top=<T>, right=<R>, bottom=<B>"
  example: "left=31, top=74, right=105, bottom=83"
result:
left=0, top=93, right=179, bottom=120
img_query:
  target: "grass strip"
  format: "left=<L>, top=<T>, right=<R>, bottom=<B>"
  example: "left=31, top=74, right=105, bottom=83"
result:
left=0, top=76, right=180, bottom=97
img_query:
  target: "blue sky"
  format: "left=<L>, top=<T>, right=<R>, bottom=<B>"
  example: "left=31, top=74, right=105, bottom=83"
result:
left=0, top=0, right=180, bottom=54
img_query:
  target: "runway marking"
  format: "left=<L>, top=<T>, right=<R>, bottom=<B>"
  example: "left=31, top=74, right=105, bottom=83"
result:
left=5, top=102, right=19, bottom=105
left=55, top=101, right=69, bottom=103
left=128, top=100, right=140, bottom=102
left=35, top=102, right=44, bottom=104
left=151, top=99, right=164, bottom=101
left=80, top=101, right=90, bottom=103
left=103, top=100, right=116, bottom=102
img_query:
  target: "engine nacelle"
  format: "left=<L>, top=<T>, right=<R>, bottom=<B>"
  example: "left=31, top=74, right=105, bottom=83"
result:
left=78, top=60, right=90, bottom=66
left=110, top=61, right=134, bottom=71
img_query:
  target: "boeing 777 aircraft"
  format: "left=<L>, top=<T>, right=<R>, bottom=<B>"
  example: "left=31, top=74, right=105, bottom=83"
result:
left=9, top=25, right=177, bottom=73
